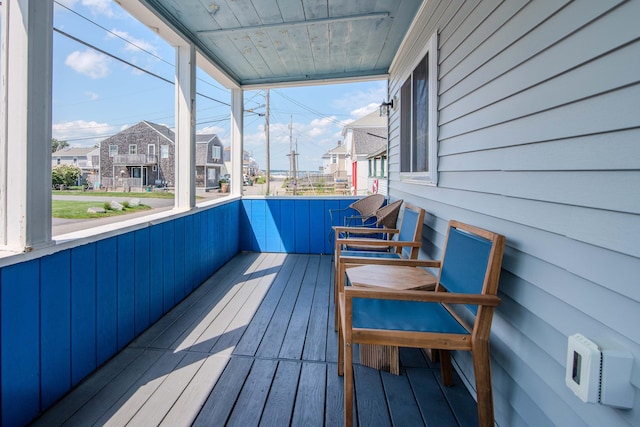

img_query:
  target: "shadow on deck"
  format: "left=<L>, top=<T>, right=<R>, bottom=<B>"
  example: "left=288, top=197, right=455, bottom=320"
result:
left=33, top=253, right=479, bottom=426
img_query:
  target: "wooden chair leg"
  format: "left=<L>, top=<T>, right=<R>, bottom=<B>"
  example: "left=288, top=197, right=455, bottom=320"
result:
left=338, top=316, right=344, bottom=376
left=344, top=337, right=354, bottom=427
left=439, top=349, right=453, bottom=386
left=472, top=341, right=495, bottom=427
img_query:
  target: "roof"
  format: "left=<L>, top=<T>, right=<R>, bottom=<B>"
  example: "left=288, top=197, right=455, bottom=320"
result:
left=102, top=121, right=217, bottom=147
left=52, top=147, right=95, bottom=157
left=343, top=110, right=387, bottom=134
left=121, top=0, right=423, bottom=87
left=352, top=128, right=387, bottom=157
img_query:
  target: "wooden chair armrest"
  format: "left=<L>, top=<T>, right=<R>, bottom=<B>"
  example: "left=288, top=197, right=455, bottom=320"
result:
left=339, top=257, right=441, bottom=268
left=333, top=226, right=400, bottom=235
left=336, top=238, right=421, bottom=248
left=343, top=287, right=501, bottom=307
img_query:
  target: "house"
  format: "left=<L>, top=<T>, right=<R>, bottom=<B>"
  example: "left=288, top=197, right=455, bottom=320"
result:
left=342, top=111, right=388, bottom=195
left=223, top=146, right=260, bottom=177
left=365, top=146, right=388, bottom=196
left=1, top=1, right=638, bottom=426
left=321, top=140, right=350, bottom=182
left=51, top=146, right=99, bottom=185
left=99, top=121, right=224, bottom=189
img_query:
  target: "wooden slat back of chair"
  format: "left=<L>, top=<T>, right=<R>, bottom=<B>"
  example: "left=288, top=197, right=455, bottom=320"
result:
left=396, top=203, right=425, bottom=259
left=435, top=220, right=506, bottom=338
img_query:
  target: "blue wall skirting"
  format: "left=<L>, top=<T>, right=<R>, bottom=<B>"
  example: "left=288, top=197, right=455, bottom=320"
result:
left=0, top=201, right=240, bottom=427
left=239, top=198, right=357, bottom=254
left=0, top=197, right=358, bottom=426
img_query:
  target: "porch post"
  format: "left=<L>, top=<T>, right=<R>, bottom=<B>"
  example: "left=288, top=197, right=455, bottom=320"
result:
left=230, top=89, right=243, bottom=197
left=0, top=0, right=53, bottom=251
left=174, top=42, right=196, bottom=209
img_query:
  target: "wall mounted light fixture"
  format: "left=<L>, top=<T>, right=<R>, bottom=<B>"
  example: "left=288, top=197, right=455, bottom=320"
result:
left=379, top=99, right=394, bottom=116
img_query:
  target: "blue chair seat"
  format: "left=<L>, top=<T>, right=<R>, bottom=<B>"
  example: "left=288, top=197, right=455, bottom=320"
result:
left=351, top=298, right=469, bottom=335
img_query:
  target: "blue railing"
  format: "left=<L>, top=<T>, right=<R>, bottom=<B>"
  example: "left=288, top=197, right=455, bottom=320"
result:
left=0, top=197, right=359, bottom=426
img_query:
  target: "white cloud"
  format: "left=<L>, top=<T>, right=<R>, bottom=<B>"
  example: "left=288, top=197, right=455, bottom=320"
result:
left=53, top=120, right=116, bottom=147
left=82, top=0, right=114, bottom=17
left=197, top=126, right=225, bottom=135
left=350, top=103, right=379, bottom=118
left=109, top=29, right=159, bottom=56
left=65, top=50, right=111, bottom=79
left=84, top=91, right=99, bottom=101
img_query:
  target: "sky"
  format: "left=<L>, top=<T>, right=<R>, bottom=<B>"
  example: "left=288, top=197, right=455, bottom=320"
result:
left=51, top=0, right=387, bottom=171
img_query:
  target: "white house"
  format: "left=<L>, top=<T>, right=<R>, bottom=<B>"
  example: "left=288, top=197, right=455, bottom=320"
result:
left=342, top=111, right=388, bottom=195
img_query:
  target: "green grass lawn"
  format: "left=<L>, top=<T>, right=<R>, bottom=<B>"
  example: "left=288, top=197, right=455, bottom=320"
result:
left=52, top=200, right=151, bottom=219
left=53, top=190, right=175, bottom=199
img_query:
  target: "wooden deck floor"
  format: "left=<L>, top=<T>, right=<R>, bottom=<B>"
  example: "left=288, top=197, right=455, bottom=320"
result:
left=33, top=253, right=479, bottom=426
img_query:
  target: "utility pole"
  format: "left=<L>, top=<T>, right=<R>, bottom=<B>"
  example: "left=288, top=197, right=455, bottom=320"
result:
left=265, top=89, right=270, bottom=195
left=288, top=115, right=293, bottom=179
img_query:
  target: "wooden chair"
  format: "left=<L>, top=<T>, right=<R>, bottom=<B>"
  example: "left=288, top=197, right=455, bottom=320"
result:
left=338, top=220, right=506, bottom=427
left=332, top=202, right=425, bottom=327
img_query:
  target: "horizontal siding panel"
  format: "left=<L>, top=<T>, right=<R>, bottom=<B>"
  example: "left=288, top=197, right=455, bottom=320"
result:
left=389, top=187, right=640, bottom=284
left=439, top=84, right=640, bottom=155
left=440, top=39, right=640, bottom=135
left=438, top=170, right=640, bottom=214
left=439, top=0, right=534, bottom=85
left=439, top=0, right=625, bottom=107
left=438, top=130, right=640, bottom=172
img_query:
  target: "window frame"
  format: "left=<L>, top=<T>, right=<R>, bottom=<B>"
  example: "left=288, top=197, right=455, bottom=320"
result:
left=160, top=144, right=169, bottom=159
left=129, top=144, right=137, bottom=155
left=109, top=145, right=118, bottom=157
left=399, top=32, right=438, bottom=186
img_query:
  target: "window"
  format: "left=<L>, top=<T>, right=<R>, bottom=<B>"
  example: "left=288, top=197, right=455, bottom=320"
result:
left=400, top=32, right=438, bottom=184
left=212, top=145, right=221, bottom=160
left=368, top=159, right=373, bottom=177
left=129, top=144, right=137, bottom=155
left=161, top=145, right=169, bottom=159
left=148, top=144, right=156, bottom=157
left=331, top=154, right=337, bottom=164
left=109, top=145, right=118, bottom=157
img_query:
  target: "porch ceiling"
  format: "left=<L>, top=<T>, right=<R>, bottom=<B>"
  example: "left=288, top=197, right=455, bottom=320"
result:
left=133, top=0, right=422, bottom=87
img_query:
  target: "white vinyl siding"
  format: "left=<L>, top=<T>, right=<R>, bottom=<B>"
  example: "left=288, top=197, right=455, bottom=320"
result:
left=387, top=1, right=640, bottom=426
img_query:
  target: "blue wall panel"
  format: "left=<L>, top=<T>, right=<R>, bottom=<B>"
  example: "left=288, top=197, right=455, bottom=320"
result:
left=240, top=199, right=253, bottom=250
left=265, top=199, right=283, bottom=252
left=184, top=215, right=194, bottom=293
left=117, top=233, right=135, bottom=350
left=40, top=251, right=71, bottom=408
left=96, top=238, right=117, bottom=366
left=162, top=221, right=176, bottom=312
left=174, top=217, right=186, bottom=302
left=1, top=260, right=40, bottom=427
left=309, top=199, right=325, bottom=254
left=324, top=199, right=341, bottom=254
left=199, top=212, right=208, bottom=284
left=294, top=199, right=310, bottom=253
left=149, top=225, right=164, bottom=324
left=134, top=229, right=150, bottom=335
left=280, top=199, right=295, bottom=252
left=70, top=244, right=97, bottom=386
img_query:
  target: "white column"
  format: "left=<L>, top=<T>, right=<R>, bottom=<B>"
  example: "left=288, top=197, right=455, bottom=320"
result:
left=230, top=89, right=243, bottom=197
left=0, top=0, right=53, bottom=251
left=174, top=43, right=196, bottom=209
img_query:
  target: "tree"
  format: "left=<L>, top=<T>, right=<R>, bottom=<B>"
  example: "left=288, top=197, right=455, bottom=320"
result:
left=52, top=138, right=69, bottom=153
left=52, top=164, right=82, bottom=188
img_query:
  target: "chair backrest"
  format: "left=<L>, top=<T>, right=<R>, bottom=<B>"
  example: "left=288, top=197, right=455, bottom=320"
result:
left=374, top=199, right=403, bottom=229
left=349, top=194, right=385, bottom=217
left=436, top=220, right=505, bottom=314
left=395, top=203, right=425, bottom=259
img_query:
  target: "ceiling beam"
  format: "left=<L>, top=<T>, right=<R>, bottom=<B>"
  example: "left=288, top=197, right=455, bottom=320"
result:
left=198, top=12, right=391, bottom=36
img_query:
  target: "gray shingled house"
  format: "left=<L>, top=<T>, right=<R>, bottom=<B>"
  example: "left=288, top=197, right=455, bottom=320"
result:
left=99, top=121, right=224, bottom=190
